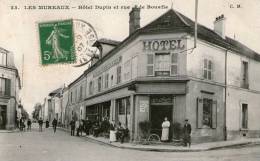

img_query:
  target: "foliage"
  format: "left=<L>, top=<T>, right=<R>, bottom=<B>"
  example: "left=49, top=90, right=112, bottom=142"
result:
left=31, top=103, right=42, bottom=120
left=172, top=122, right=183, bottom=140
left=139, top=121, right=151, bottom=139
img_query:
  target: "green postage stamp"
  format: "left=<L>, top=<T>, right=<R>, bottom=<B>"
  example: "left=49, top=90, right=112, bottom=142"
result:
left=38, top=19, right=75, bottom=65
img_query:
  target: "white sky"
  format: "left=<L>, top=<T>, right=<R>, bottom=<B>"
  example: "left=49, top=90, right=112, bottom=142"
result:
left=0, top=0, right=260, bottom=114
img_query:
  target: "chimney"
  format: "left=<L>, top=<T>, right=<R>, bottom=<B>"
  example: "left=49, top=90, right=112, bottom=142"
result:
left=129, top=6, right=140, bottom=35
left=214, top=14, right=226, bottom=39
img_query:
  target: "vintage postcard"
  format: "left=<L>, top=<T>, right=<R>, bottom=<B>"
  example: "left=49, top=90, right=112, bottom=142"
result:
left=0, top=0, right=260, bottom=161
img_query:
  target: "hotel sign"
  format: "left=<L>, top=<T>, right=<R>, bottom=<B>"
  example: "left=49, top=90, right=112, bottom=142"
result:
left=143, top=39, right=185, bottom=51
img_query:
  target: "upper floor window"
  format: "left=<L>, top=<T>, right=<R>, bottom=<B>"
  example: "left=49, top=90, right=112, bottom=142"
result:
left=79, top=85, right=83, bottom=101
left=70, top=92, right=72, bottom=103
left=98, top=76, right=102, bottom=92
left=111, top=75, right=113, bottom=87
left=104, top=73, right=109, bottom=89
left=116, top=66, right=121, bottom=84
left=89, top=81, right=93, bottom=95
left=0, top=52, right=7, bottom=66
left=203, top=59, right=213, bottom=80
left=147, top=53, right=178, bottom=76
left=241, top=61, right=249, bottom=88
left=0, top=78, right=10, bottom=96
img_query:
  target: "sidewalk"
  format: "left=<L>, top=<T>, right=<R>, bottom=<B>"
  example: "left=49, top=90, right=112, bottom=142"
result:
left=58, top=127, right=260, bottom=152
left=0, top=129, right=20, bottom=133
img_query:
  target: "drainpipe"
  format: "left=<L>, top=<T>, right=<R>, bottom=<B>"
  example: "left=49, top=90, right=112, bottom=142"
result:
left=224, top=49, right=228, bottom=141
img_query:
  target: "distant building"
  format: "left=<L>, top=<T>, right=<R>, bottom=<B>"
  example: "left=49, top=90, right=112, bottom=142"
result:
left=0, top=47, right=21, bottom=130
left=48, top=88, right=62, bottom=123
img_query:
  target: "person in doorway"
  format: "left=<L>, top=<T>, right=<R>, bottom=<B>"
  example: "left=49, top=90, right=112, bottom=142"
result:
left=161, top=117, right=170, bottom=142
left=27, top=119, right=31, bottom=131
left=183, top=119, right=192, bottom=147
left=52, top=118, right=58, bottom=133
left=38, top=118, right=43, bottom=132
left=70, top=119, right=75, bottom=136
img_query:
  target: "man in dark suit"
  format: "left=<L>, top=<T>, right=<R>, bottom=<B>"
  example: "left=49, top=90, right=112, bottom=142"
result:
left=183, top=119, right=192, bottom=147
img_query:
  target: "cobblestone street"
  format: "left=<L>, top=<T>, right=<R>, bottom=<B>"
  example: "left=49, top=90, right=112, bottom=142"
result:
left=0, top=124, right=260, bottom=161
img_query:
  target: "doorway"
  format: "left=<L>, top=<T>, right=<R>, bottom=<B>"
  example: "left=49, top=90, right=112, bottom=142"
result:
left=150, top=105, right=173, bottom=136
left=0, top=105, right=7, bottom=129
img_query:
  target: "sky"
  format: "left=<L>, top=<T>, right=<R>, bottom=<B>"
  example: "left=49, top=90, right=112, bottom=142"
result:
left=0, top=0, right=260, bottom=114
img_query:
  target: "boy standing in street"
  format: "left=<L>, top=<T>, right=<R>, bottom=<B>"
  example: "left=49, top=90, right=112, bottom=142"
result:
left=183, top=119, right=192, bottom=147
left=52, top=118, right=58, bottom=133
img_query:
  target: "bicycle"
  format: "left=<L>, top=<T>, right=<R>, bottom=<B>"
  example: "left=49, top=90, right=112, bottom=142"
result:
left=135, top=133, right=161, bottom=145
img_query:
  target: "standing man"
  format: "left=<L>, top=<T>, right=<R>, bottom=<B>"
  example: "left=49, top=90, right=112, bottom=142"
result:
left=52, top=118, right=58, bottom=133
left=70, top=119, right=75, bottom=136
left=183, top=119, right=192, bottom=147
left=27, top=118, right=32, bottom=131
left=38, top=118, right=43, bottom=132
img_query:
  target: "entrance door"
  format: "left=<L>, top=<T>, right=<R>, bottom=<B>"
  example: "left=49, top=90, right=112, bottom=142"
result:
left=151, top=105, right=172, bottom=136
left=0, top=105, right=7, bottom=129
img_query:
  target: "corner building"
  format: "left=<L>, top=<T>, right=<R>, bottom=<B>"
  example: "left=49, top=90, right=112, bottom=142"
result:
left=67, top=9, right=260, bottom=143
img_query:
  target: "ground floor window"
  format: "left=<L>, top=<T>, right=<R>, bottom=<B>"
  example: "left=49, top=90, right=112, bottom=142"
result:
left=241, top=103, right=248, bottom=129
left=197, top=98, right=217, bottom=128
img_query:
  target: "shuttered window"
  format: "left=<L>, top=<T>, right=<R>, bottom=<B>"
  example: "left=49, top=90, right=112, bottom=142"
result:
left=104, top=73, right=109, bottom=89
left=147, top=54, right=154, bottom=76
left=116, top=66, right=121, bottom=84
left=171, top=53, right=178, bottom=75
left=203, top=59, right=213, bottom=80
left=0, top=78, right=10, bottom=96
left=197, top=98, right=217, bottom=129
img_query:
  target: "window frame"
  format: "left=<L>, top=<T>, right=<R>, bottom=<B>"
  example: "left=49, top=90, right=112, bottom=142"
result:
left=203, top=58, right=213, bottom=80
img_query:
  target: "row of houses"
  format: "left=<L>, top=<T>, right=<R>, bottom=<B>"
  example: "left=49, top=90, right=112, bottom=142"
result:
left=0, top=47, right=21, bottom=130
left=41, top=7, right=260, bottom=143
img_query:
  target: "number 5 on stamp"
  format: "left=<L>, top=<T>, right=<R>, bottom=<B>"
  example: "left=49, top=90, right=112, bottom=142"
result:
left=38, top=19, right=75, bottom=65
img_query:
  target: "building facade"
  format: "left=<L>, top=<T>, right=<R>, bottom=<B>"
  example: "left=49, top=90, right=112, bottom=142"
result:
left=0, top=47, right=21, bottom=130
left=52, top=8, right=260, bottom=143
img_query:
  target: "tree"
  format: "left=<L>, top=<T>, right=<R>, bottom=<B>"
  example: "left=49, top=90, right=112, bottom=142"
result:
left=32, top=103, right=42, bottom=120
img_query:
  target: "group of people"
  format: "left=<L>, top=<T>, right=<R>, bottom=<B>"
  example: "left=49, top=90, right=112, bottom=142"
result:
left=161, top=117, right=192, bottom=147
left=17, top=118, right=32, bottom=131
left=38, top=117, right=58, bottom=133
left=69, top=117, right=129, bottom=143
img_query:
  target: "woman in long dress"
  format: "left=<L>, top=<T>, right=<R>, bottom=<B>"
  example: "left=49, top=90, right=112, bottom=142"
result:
left=161, top=117, right=170, bottom=142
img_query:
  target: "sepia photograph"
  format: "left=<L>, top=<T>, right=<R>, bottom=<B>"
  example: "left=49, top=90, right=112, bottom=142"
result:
left=0, top=0, right=260, bottom=161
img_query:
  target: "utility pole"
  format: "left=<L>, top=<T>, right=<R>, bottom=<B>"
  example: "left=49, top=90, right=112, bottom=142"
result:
left=194, top=0, right=199, bottom=48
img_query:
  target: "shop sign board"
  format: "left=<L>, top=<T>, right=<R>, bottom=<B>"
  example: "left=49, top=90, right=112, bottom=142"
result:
left=140, top=100, right=149, bottom=112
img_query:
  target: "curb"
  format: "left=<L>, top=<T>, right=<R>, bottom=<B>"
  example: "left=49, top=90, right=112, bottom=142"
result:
left=0, top=129, right=20, bottom=133
left=57, top=128, right=260, bottom=152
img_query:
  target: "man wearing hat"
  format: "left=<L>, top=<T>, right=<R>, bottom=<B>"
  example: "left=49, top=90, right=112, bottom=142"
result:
left=183, top=119, right=192, bottom=147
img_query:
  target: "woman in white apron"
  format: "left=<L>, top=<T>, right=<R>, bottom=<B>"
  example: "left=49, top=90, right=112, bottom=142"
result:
left=161, top=117, right=170, bottom=142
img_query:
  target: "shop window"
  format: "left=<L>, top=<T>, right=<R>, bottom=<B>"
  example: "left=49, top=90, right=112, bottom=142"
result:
left=147, top=54, right=154, bottom=76
left=104, top=73, right=109, bottom=89
left=116, top=97, right=131, bottom=128
left=203, top=59, right=213, bottom=80
left=241, top=104, right=248, bottom=129
left=241, top=61, right=249, bottom=89
left=197, top=98, right=217, bottom=128
left=155, top=53, right=170, bottom=76
left=0, top=78, right=10, bottom=96
left=0, top=52, right=7, bottom=66
left=116, top=66, right=121, bottom=84
left=98, top=76, right=102, bottom=92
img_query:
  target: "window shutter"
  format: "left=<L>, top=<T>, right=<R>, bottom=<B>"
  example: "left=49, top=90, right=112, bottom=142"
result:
left=147, top=54, right=154, bottom=76
left=171, top=53, right=178, bottom=75
left=5, top=79, right=11, bottom=96
left=197, top=97, right=203, bottom=128
left=212, top=100, right=217, bottom=129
